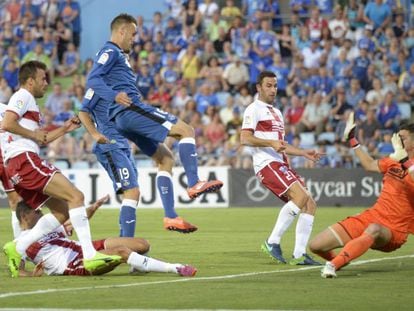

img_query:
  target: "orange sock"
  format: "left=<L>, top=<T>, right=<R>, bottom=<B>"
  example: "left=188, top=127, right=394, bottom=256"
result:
left=314, top=250, right=336, bottom=261
left=331, top=233, right=375, bottom=270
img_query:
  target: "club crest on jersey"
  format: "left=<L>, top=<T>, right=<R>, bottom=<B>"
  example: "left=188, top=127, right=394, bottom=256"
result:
left=16, top=100, right=24, bottom=109
left=84, top=88, right=94, bottom=100
left=244, top=115, right=251, bottom=125
left=98, top=52, right=109, bottom=64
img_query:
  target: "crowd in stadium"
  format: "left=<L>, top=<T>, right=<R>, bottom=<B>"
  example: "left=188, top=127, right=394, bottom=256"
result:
left=0, top=0, right=413, bottom=169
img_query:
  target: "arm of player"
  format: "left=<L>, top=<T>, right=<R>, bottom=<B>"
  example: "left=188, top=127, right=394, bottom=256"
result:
left=240, top=129, right=286, bottom=152
left=19, top=261, right=44, bottom=277
left=344, top=112, right=380, bottom=172
left=283, top=144, right=324, bottom=162
left=2, top=111, right=47, bottom=145
left=41, top=116, right=81, bottom=144
left=78, top=111, right=110, bottom=144
left=87, top=50, right=132, bottom=107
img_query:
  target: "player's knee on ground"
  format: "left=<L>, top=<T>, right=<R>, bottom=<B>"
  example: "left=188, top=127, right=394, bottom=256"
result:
left=308, top=237, right=322, bottom=254
left=364, top=223, right=383, bottom=239
left=137, top=239, right=150, bottom=254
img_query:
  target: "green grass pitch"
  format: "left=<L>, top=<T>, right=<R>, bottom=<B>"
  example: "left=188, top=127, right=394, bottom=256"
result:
left=0, top=207, right=413, bottom=310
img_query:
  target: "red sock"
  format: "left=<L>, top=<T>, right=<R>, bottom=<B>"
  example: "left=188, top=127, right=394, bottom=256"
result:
left=331, top=233, right=375, bottom=270
left=314, top=250, right=336, bottom=261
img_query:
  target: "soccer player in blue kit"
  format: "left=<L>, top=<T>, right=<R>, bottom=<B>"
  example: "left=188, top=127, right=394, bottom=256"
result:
left=79, top=92, right=198, bottom=235
left=83, top=13, right=223, bottom=231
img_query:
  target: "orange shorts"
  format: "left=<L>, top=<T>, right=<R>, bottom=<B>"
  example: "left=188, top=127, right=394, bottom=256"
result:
left=337, top=209, right=408, bottom=252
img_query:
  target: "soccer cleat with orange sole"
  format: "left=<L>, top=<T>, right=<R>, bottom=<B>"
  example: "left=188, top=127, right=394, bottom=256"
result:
left=176, top=265, right=197, bottom=277
left=187, top=180, right=223, bottom=199
left=164, top=217, right=198, bottom=233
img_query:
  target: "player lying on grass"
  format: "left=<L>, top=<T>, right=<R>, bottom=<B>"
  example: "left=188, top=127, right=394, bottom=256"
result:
left=16, top=195, right=197, bottom=277
left=309, top=115, right=414, bottom=278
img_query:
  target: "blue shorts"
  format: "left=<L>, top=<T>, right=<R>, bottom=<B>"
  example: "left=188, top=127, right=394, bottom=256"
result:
left=95, top=148, right=138, bottom=194
left=114, top=105, right=178, bottom=155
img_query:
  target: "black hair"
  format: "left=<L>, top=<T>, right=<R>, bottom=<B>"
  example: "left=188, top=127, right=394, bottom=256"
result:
left=256, top=71, right=277, bottom=85
left=110, top=13, right=136, bottom=31
left=18, top=60, right=47, bottom=85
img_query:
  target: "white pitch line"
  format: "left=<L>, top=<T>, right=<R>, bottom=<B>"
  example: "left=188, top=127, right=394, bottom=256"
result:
left=0, top=254, right=413, bottom=300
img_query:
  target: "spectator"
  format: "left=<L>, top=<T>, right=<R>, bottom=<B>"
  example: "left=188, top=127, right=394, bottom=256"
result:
left=223, top=55, right=249, bottom=93
left=56, top=42, right=80, bottom=77
left=268, top=53, right=289, bottom=97
left=134, top=15, right=150, bottom=45
left=17, top=29, right=35, bottom=60
left=1, top=21, right=15, bottom=50
left=366, top=78, right=385, bottom=107
left=235, top=85, right=253, bottom=108
left=31, top=15, right=46, bottom=41
left=346, top=78, right=366, bottom=108
left=221, top=0, right=242, bottom=23
left=150, top=11, right=163, bottom=42
left=363, top=0, right=391, bottom=34
left=3, top=59, right=19, bottom=91
left=194, top=83, right=220, bottom=114
left=136, top=63, right=154, bottom=99
left=219, top=95, right=237, bottom=125
left=179, top=43, right=200, bottom=95
left=376, top=91, right=401, bottom=131
left=4, top=0, right=22, bottom=25
left=284, top=95, right=304, bottom=126
left=172, top=86, right=192, bottom=111
left=206, top=11, right=228, bottom=42
left=329, top=86, right=353, bottom=127
left=165, top=0, right=184, bottom=20
left=1, top=45, right=20, bottom=71
left=42, top=28, right=57, bottom=61
left=306, top=6, right=328, bottom=40
left=352, top=48, right=370, bottom=84
left=204, top=111, right=227, bottom=149
left=392, top=12, right=408, bottom=39
left=199, top=0, right=219, bottom=28
left=164, top=17, right=181, bottom=44
left=302, top=38, right=322, bottom=70
left=20, top=0, right=41, bottom=24
left=44, top=82, right=70, bottom=116
left=290, top=0, right=311, bottom=19
left=182, top=0, right=202, bottom=34
left=41, top=0, right=60, bottom=27
left=21, top=42, right=53, bottom=80
left=277, top=24, right=295, bottom=60
left=59, top=0, right=81, bottom=47
left=0, top=77, right=12, bottom=103
left=357, top=107, right=381, bottom=146
left=296, top=92, right=330, bottom=135
left=253, top=19, right=279, bottom=68
left=55, top=19, right=72, bottom=64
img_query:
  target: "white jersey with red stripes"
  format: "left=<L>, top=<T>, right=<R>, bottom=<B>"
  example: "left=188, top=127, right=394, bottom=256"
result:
left=241, top=99, right=286, bottom=173
left=21, top=228, right=81, bottom=275
left=1, top=88, right=41, bottom=161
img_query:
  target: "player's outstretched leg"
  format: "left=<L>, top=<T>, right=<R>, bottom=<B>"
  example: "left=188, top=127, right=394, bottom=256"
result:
left=178, top=136, right=223, bottom=199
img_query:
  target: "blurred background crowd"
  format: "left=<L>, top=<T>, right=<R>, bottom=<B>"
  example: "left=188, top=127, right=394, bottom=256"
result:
left=0, top=0, right=413, bottom=170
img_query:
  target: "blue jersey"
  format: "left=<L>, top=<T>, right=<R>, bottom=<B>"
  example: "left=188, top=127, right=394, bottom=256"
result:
left=80, top=87, right=130, bottom=153
left=87, top=41, right=143, bottom=121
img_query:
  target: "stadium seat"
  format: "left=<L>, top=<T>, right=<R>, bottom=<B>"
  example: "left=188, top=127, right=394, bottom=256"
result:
left=317, top=132, right=336, bottom=144
left=299, top=132, right=316, bottom=148
left=397, top=103, right=412, bottom=120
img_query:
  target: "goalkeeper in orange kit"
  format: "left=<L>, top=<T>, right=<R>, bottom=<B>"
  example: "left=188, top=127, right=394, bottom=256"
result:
left=309, top=113, right=414, bottom=278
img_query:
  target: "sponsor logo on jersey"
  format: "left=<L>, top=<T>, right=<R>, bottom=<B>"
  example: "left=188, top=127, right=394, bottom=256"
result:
left=97, top=52, right=109, bottom=64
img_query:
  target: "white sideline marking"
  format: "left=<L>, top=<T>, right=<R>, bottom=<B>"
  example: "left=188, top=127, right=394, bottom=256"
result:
left=0, top=254, right=413, bottom=300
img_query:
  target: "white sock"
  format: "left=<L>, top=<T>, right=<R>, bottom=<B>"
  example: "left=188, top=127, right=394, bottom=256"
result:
left=11, top=211, right=21, bottom=239
left=122, top=199, right=138, bottom=208
left=127, top=252, right=179, bottom=273
left=69, top=206, right=96, bottom=259
left=268, top=201, right=300, bottom=244
left=16, top=213, right=61, bottom=255
left=293, top=213, right=314, bottom=258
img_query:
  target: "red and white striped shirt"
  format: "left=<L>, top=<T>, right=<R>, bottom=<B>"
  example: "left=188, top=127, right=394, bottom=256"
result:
left=242, top=99, right=286, bottom=173
left=2, top=88, right=42, bottom=161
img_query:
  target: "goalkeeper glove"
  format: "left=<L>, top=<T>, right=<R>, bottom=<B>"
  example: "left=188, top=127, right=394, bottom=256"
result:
left=343, top=112, right=360, bottom=149
left=390, top=133, right=414, bottom=172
